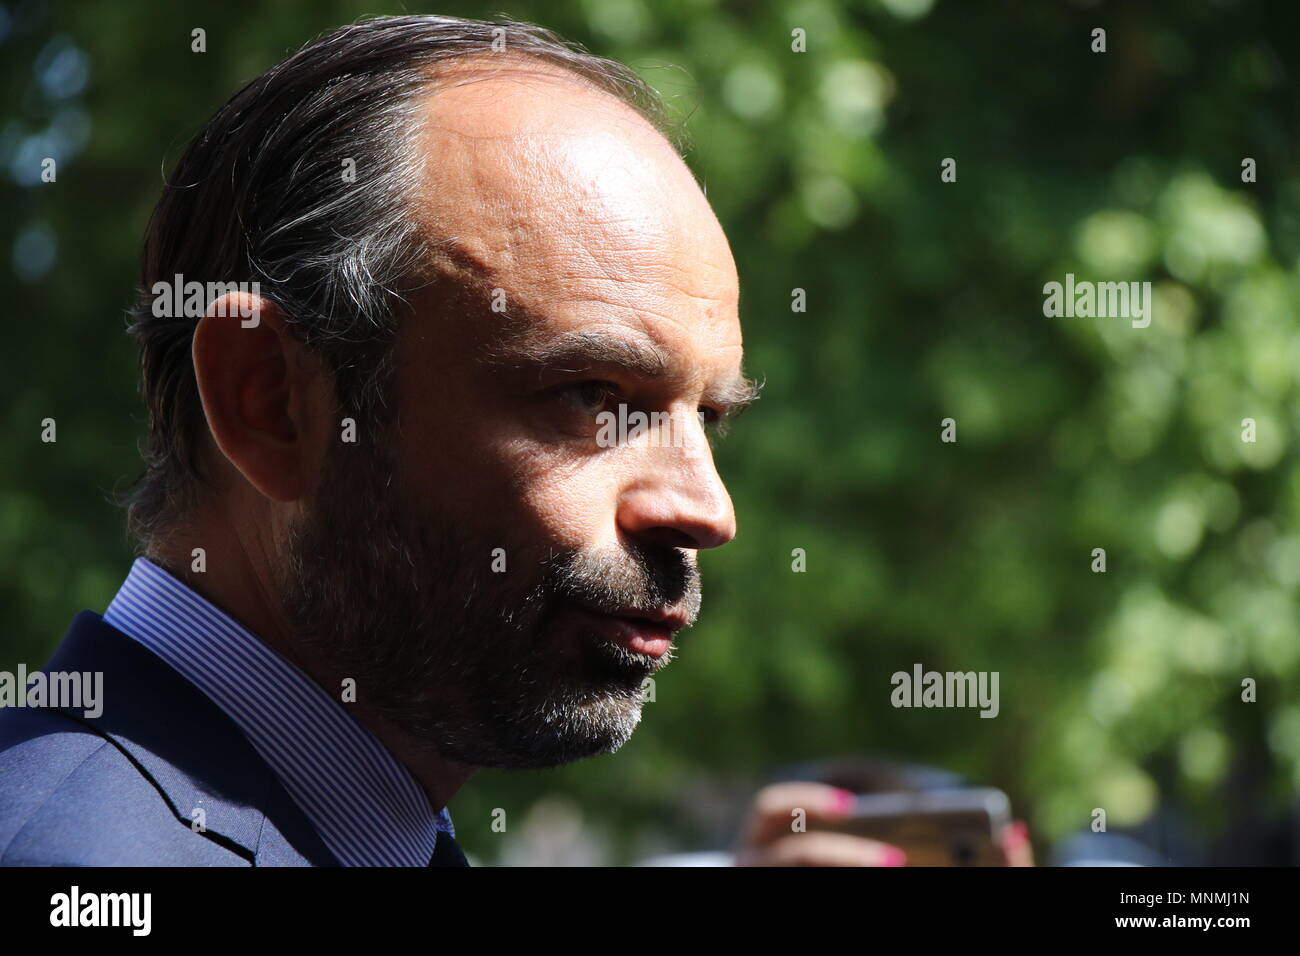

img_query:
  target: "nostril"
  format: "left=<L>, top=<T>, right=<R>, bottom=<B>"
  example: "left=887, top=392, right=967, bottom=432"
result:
left=644, top=526, right=699, bottom=550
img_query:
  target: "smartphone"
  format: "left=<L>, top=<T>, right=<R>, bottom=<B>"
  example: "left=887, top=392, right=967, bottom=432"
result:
left=809, top=787, right=1012, bottom=866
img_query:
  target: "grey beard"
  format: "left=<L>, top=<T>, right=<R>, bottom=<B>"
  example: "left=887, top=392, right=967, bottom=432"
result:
left=275, top=439, right=700, bottom=769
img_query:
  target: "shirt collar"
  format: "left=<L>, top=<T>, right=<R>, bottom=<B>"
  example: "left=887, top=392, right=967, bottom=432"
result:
left=104, top=557, right=453, bottom=866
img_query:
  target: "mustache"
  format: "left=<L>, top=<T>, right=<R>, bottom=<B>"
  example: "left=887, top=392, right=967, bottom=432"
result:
left=542, top=543, right=702, bottom=627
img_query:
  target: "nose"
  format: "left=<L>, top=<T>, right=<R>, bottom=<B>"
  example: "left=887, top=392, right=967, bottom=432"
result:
left=616, top=413, right=737, bottom=552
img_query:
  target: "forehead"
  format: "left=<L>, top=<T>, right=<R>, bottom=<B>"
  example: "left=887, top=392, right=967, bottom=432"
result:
left=408, top=61, right=742, bottom=366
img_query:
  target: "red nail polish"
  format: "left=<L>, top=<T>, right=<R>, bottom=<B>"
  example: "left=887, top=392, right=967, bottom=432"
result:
left=1005, top=820, right=1029, bottom=846
left=829, top=787, right=855, bottom=816
left=881, top=846, right=907, bottom=867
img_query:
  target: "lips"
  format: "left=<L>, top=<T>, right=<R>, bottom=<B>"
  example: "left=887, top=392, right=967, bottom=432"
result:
left=608, top=606, right=689, bottom=633
left=568, top=602, right=687, bottom=659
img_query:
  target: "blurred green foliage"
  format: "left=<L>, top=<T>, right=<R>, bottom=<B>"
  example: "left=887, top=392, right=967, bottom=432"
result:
left=3, top=0, right=1299, bottom=863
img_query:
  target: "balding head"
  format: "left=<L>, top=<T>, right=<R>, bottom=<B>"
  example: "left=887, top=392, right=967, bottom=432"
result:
left=417, top=57, right=730, bottom=283
left=125, top=16, right=678, bottom=548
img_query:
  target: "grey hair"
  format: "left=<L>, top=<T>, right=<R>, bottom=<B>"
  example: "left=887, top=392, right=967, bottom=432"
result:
left=122, top=14, right=679, bottom=551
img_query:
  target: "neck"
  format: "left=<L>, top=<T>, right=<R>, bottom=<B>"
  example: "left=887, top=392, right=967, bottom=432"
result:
left=149, top=529, right=478, bottom=813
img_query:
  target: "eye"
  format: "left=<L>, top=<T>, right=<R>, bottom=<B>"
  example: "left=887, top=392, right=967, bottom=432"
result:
left=556, top=380, right=618, bottom=414
left=698, top=405, right=721, bottom=427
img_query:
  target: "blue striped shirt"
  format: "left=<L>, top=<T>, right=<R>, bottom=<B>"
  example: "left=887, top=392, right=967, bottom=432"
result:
left=103, top=557, right=454, bottom=867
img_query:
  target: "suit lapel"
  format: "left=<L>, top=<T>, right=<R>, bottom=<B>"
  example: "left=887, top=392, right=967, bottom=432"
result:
left=43, top=612, right=337, bottom=866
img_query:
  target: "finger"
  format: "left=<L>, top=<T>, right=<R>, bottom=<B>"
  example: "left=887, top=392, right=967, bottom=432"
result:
left=739, top=831, right=908, bottom=867
left=1002, top=820, right=1034, bottom=867
left=739, top=782, right=856, bottom=848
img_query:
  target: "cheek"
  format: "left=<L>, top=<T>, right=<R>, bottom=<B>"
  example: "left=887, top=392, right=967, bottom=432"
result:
left=397, top=424, right=626, bottom=555
left=509, top=449, right=625, bottom=550
left=393, top=361, right=631, bottom=552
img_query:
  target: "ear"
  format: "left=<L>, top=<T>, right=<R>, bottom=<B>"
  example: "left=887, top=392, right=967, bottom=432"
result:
left=191, top=292, right=330, bottom=504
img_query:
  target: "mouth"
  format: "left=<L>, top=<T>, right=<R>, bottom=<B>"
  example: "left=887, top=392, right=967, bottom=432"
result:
left=566, top=602, right=688, bottom=660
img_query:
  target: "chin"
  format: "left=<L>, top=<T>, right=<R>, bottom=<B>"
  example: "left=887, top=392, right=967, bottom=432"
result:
left=503, top=689, right=648, bottom=769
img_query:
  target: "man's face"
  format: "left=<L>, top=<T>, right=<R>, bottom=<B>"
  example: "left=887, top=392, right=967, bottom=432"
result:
left=278, top=66, right=749, bottom=769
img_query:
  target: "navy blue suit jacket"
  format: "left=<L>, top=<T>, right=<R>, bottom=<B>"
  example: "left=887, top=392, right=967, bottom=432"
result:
left=0, top=612, right=348, bottom=866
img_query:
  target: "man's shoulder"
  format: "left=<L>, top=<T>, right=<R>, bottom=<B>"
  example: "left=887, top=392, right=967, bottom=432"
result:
left=0, top=611, right=335, bottom=867
left=0, top=705, right=247, bottom=866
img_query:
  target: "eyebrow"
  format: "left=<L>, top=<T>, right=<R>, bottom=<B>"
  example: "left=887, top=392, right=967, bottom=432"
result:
left=486, top=327, right=762, bottom=417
